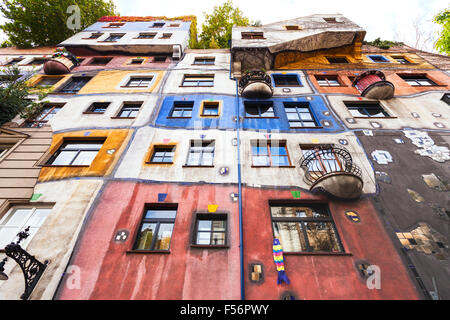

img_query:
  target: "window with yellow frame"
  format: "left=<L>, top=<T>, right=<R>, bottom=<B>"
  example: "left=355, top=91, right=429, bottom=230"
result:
left=199, top=100, right=222, bottom=117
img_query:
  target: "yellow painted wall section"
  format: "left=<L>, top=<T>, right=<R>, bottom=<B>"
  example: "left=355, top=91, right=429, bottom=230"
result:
left=78, top=70, right=164, bottom=94
left=38, top=129, right=131, bottom=182
left=27, top=74, right=71, bottom=92
left=276, top=46, right=435, bottom=70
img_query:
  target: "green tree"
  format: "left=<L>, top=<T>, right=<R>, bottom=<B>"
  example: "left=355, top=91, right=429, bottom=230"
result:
left=0, top=66, right=47, bottom=126
left=0, top=0, right=117, bottom=48
left=434, top=9, right=450, bottom=55
left=198, top=0, right=252, bottom=49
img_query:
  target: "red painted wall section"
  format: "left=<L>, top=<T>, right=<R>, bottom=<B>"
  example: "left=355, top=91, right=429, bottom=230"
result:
left=57, top=181, right=241, bottom=300
left=242, top=187, right=420, bottom=300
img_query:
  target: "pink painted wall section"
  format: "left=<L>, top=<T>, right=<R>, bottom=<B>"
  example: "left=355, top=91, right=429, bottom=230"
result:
left=56, top=181, right=241, bottom=300
left=71, top=55, right=172, bottom=73
left=242, top=187, right=420, bottom=300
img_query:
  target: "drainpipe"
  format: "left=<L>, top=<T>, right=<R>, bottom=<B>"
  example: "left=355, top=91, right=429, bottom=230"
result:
left=230, top=56, right=245, bottom=301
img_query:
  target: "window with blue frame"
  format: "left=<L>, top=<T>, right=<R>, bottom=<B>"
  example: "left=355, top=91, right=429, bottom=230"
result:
left=244, top=101, right=275, bottom=118
left=283, top=102, right=319, bottom=128
left=169, top=101, right=194, bottom=118
left=272, top=74, right=301, bottom=87
left=368, top=55, right=390, bottom=63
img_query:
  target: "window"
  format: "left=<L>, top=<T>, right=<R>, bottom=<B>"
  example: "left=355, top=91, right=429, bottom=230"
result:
left=0, top=207, right=52, bottom=249
left=441, top=93, right=450, bottom=105
left=133, top=205, right=177, bottom=251
left=251, top=140, right=291, bottom=167
left=241, top=32, right=265, bottom=39
left=46, top=139, right=105, bottom=166
left=87, top=32, right=103, bottom=39
left=27, top=58, right=49, bottom=66
left=345, top=102, right=390, bottom=118
left=200, top=101, right=220, bottom=116
left=284, top=102, right=318, bottom=128
left=59, top=77, right=92, bottom=93
left=326, top=57, right=349, bottom=64
left=392, top=56, right=411, bottom=64
left=193, top=57, right=215, bottom=65
left=0, top=145, right=13, bottom=158
left=116, top=103, right=142, bottom=118
left=152, top=22, right=165, bottom=28
left=273, top=74, right=301, bottom=87
left=129, top=58, right=144, bottom=65
left=85, top=102, right=110, bottom=114
left=148, top=145, right=176, bottom=163
left=244, top=101, right=275, bottom=118
left=137, top=32, right=156, bottom=39
left=103, top=34, right=124, bottom=42
left=315, top=75, right=341, bottom=87
left=193, top=213, right=227, bottom=246
left=398, top=74, right=437, bottom=86
left=35, top=77, right=61, bottom=87
left=323, top=17, right=338, bottom=23
left=106, top=22, right=125, bottom=28
left=153, top=56, right=168, bottom=62
left=182, top=75, right=214, bottom=87
left=301, top=145, right=342, bottom=173
left=22, top=104, right=63, bottom=128
left=4, top=58, right=23, bottom=66
left=271, top=203, right=343, bottom=253
left=285, top=25, right=300, bottom=30
left=186, top=140, right=215, bottom=166
left=124, top=76, right=153, bottom=88
left=170, top=101, right=193, bottom=118
left=168, top=23, right=180, bottom=27
left=368, top=55, right=390, bottom=63
left=89, top=57, right=112, bottom=65
left=159, top=33, right=172, bottom=39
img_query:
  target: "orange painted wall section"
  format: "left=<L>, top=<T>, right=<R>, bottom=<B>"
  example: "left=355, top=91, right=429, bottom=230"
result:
left=38, top=129, right=131, bottom=182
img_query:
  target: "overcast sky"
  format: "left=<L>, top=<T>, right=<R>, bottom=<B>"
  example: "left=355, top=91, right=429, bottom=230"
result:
left=0, top=0, right=448, bottom=52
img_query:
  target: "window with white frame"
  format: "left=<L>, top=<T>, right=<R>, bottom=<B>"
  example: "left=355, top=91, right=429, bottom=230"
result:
left=0, top=206, right=52, bottom=249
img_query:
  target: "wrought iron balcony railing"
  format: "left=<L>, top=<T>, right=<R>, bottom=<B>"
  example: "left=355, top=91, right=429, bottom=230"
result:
left=238, top=70, right=273, bottom=98
left=299, top=145, right=363, bottom=199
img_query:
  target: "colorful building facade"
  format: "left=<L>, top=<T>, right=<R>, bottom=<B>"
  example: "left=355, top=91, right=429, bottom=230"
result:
left=0, top=14, right=448, bottom=300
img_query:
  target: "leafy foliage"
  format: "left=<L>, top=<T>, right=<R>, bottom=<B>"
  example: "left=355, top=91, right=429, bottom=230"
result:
left=0, top=0, right=117, bottom=48
left=363, top=38, right=403, bottom=49
left=434, top=9, right=450, bottom=55
left=0, top=66, right=48, bottom=126
left=197, top=0, right=252, bottom=49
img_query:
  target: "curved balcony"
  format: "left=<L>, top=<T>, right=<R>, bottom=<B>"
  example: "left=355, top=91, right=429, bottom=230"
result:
left=352, top=70, right=394, bottom=100
left=238, top=70, right=273, bottom=99
left=43, top=51, right=79, bottom=75
left=299, top=145, right=363, bottom=200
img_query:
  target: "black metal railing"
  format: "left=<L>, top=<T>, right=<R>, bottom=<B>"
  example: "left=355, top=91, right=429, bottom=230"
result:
left=299, top=145, right=362, bottom=185
left=238, top=70, right=272, bottom=95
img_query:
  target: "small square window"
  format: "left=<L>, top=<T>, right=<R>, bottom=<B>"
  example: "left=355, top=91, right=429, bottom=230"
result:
left=85, top=102, right=110, bottom=114
left=116, top=103, right=142, bottom=118
left=326, top=57, right=349, bottom=64
left=244, top=101, right=275, bottom=118
left=251, top=140, right=291, bottom=167
left=89, top=57, right=112, bottom=65
left=398, top=74, right=437, bottom=86
left=193, top=213, right=227, bottom=246
left=59, top=77, right=92, bottom=93
left=368, top=55, right=390, bottom=63
left=392, top=56, right=411, bottom=64
left=186, top=140, right=215, bottom=166
left=170, top=101, right=194, bottom=118
left=153, top=56, right=168, bottom=63
left=201, top=101, right=220, bottom=116
left=241, top=32, right=265, bottom=39
left=106, top=22, right=125, bottom=28
left=103, top=34, right=124, bottom=42
left=284, top=102, right=318, bottom=128
left=168, top=23, right=180, bottom=27
left=273, top=74, right=301, bottom=87
left=441, top=93, right=450, bottom=105
left=323, top=17, right=338, bottom=23
left=315, top=75, right=341, bottom=87
left=148, top=145, right=176, bottom=163
left=129, top=58, right=144, bottom=65
left=160, top=33, right=172, bottom=39
left=193, top=57, right=215, bottom=65
left=152, top=22, right=165, bottom=28
left=345, top=102, right=390, bottom=118
left=87, top=32, right=103, bottom=39
left=133, top=205, right=177, bottom=251
left=285, top=25, right=300, bottom=30
left=137, top=33, right=156, bottom=39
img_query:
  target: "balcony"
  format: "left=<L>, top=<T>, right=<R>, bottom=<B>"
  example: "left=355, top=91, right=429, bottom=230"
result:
left=299, top=145, right=363, bottom=199
left=352, top=70, right=394, bottom=100
left=238, top=70, right=273, bottom=98
left=43, top=50, right=79, bottom=75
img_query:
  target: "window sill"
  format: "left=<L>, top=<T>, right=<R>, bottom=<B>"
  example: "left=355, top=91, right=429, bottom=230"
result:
left=190, top=245, right=229, bottom=249
left=179, top=85, right=214, bottom=88
left=126, top=250, right=170, bottom=254
left=41, top=165, right=90, bottom=168
left=119, top=86, right=150, bottom=88
left=83, top=112, right=105, bottom=115
left=251, top=165, right=296, bottom=168
left=244, top=116, right=280, bottom=119
left=166, top=116, right=192, bottom=119
left=110, top=116, right=136, bottom=119
left=352, top=116, right=397, bottom=119
left=284, top=252, right=352, bottom=256
left=145, top=161, right=174, bottom=165
left=182, top=165, right=215, bottom=168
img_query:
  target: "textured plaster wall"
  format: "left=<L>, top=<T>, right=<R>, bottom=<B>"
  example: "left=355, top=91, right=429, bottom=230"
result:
left=0, top=179, right=103, bottom=300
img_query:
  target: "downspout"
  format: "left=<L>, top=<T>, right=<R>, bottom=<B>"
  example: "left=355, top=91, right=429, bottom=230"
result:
left=229, top=52, right=245, bottom=301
